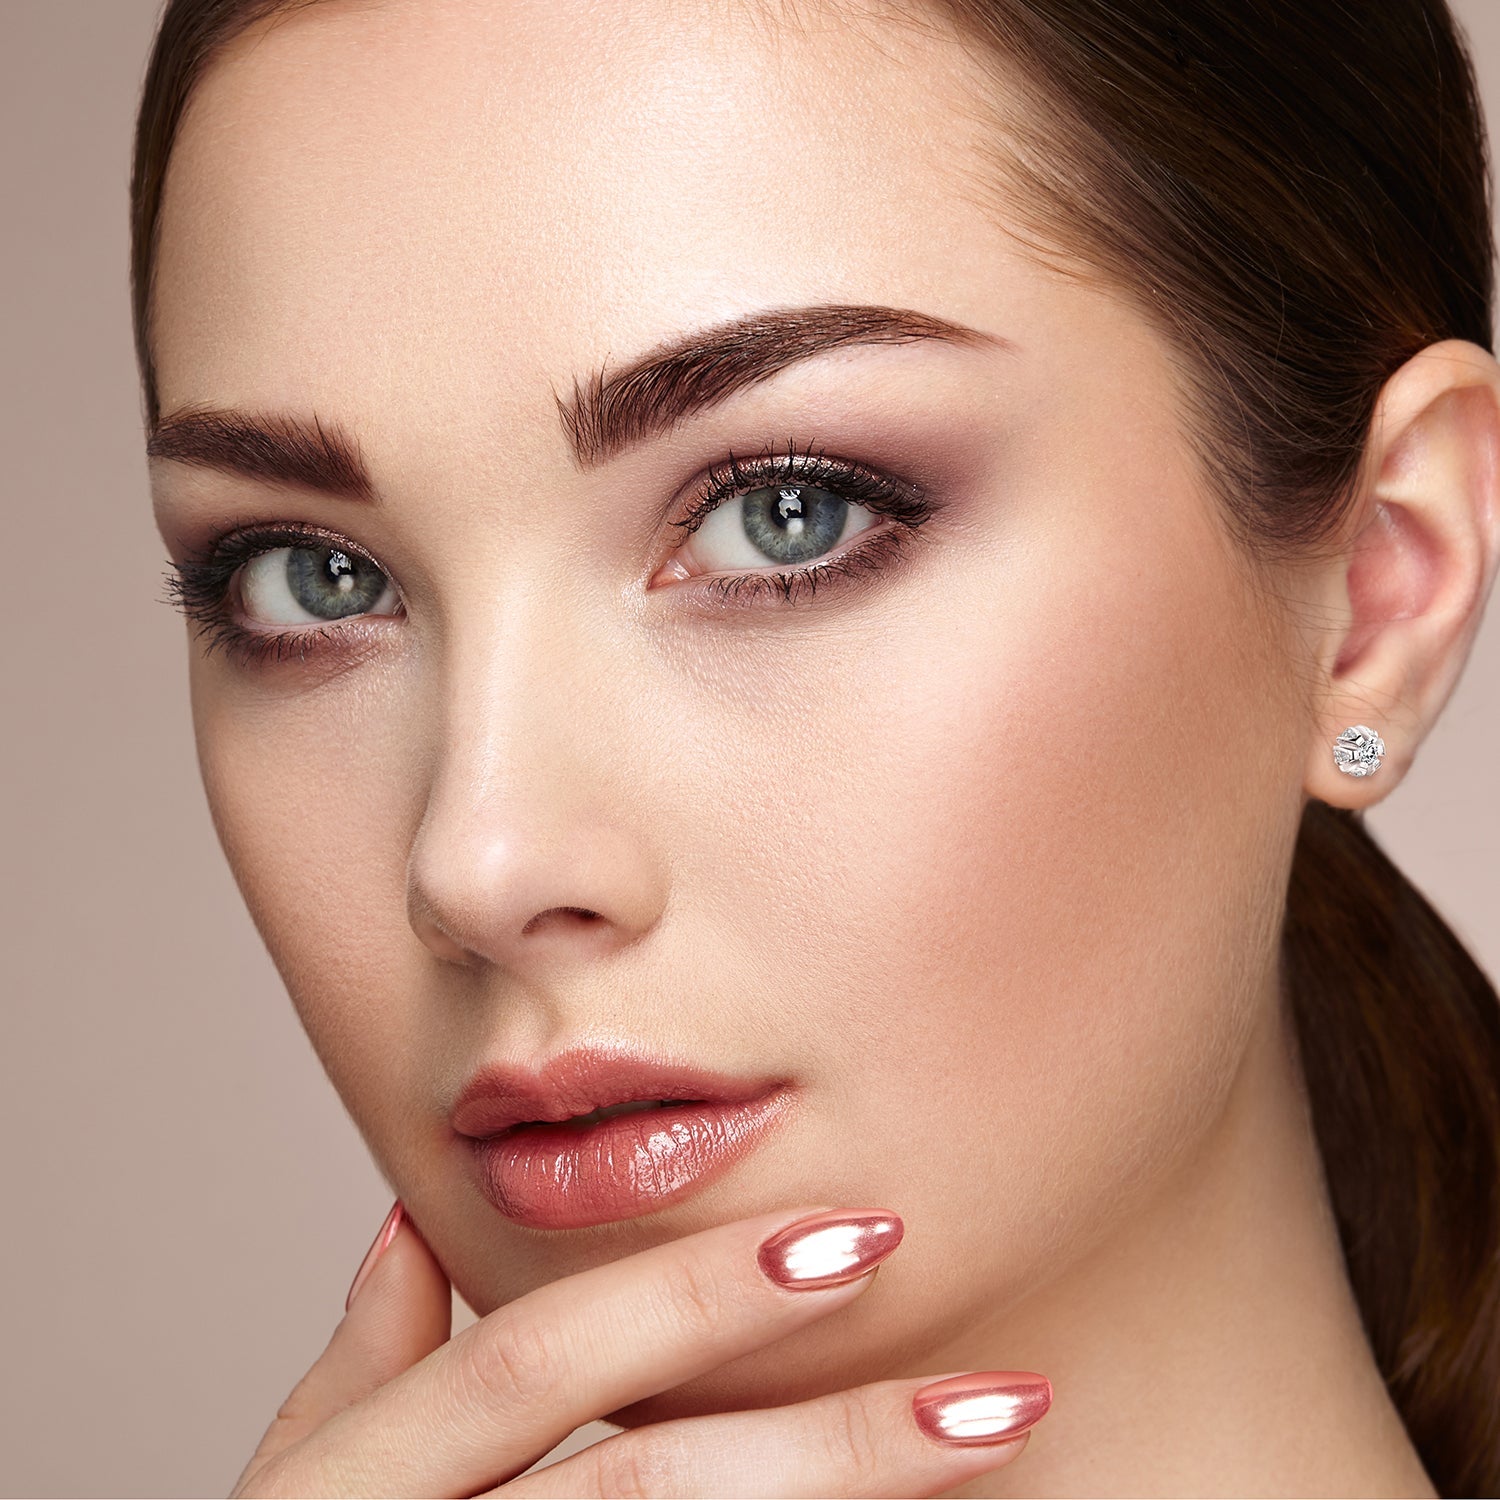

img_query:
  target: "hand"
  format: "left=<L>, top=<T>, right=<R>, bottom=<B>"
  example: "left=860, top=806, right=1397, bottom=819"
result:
left=228, top=1201, right=1051, bottom=1497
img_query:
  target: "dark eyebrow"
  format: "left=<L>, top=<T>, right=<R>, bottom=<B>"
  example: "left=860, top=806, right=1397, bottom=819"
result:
left=146, top=404, right=376, bottom=503
left=145, top=303, right=1009, bottom=496
left=557, top=302, right=1009, bottom=469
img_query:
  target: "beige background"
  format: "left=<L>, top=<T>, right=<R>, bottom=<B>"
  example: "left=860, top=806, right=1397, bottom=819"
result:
left=2, top=1, right=1496, bottom=1494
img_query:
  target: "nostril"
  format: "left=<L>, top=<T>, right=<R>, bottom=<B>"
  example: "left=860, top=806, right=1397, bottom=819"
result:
left=520, top=906, right=602, bottom=936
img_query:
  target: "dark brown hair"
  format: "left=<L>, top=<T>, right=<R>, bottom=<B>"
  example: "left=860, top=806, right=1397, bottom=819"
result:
left=130, top=1, right=1500, bottom=1492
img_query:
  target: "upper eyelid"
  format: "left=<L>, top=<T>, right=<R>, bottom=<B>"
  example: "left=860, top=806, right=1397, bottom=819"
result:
left=197, top=520, right=379, bottom=561
left=673, top=447, right=923, bottom=527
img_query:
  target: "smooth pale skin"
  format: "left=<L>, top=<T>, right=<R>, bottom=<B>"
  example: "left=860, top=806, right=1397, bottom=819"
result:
left=146, top=0, right=1500, bottom=1494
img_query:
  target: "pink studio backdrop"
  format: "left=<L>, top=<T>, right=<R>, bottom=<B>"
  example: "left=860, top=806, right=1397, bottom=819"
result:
left=2, top=3, right=1496, bottom=1494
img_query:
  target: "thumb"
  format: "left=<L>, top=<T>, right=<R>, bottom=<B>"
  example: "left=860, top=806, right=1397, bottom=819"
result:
left=230, top=1200, right=453, bottom=1494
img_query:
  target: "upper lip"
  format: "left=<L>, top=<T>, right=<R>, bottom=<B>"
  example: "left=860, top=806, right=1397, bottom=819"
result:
left=450, top=1042, right=789, bottom=1140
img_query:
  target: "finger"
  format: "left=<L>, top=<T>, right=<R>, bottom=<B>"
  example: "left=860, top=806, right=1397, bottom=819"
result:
left=229, top=1201, right=452, bottom=1497
left=250, top=1204, right=901, bottom=1498
left=495, top=1370, right=1052, bottom=1499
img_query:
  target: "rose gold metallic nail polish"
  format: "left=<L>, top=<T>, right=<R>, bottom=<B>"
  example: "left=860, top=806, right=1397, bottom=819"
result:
left=756, top=1208, right=904, bottom=1289
left=345, top=1199, right=404, bottom=1312
left=912, top=1371, right=1053, bottom=1445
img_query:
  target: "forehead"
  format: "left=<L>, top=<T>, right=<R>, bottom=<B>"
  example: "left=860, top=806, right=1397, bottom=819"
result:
left=150, top=0, right=1034, bottom=422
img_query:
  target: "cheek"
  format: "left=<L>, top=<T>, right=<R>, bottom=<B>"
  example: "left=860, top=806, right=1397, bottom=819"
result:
left=752, top=464, right=1307, bottom=1338
left=188, top=659, right=429, bottom=1138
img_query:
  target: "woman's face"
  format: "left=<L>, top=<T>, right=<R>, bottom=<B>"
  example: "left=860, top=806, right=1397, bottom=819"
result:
left=149, top=0, right=1312, bottom=1415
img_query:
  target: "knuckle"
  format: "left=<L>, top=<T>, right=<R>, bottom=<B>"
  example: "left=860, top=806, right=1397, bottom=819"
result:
left=263, top=1368, right=319, bottom=1434
left=585, top=1431, right=679, bottom=1500
left=230, top=1452, right=311, bottom=1500
left=454, top=1311, right=568, bottom=1411
left=661, top=1245, right=734, bottom=1339
left=233, top=1428, right=380, bottom=1500
left=238, top=1455, right=370, bottom=1500
left=822, top=1386, right=886, bottom=1495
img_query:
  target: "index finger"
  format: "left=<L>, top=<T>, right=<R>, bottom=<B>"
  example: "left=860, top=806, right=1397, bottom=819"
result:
left=251, top=1204, right=903, bottom=1498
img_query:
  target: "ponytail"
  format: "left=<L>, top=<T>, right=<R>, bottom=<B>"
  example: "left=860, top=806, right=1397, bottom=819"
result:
left=1283, top=800, right=1500, bottom=1495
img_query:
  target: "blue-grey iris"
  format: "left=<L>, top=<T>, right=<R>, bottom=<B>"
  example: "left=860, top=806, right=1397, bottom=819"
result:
left=285, top=547, right=389, bottom=619
left=742, top=485, right=848, bottom=564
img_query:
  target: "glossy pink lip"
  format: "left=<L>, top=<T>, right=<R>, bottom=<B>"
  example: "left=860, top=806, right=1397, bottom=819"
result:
left=451, top=1043, right=794, bottom=1229
left=450, top=1042, right=788, bottom=1139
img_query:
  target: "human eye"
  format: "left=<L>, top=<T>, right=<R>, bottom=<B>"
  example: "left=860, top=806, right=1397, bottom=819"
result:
left=649, top=438, right=939, bottom=608
left=161, top=522, right=403, bottom=667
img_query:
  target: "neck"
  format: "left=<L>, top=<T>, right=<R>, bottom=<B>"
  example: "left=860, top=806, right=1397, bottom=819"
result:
left=936, top=980, right=1435, bottom=1498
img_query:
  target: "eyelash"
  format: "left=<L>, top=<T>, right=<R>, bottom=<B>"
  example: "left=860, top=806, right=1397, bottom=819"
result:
left=161, top=522, right=391, bottom=668
left=161, top=438, right=936, bottom=668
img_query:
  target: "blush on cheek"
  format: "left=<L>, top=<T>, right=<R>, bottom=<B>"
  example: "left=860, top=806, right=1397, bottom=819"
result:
left=829, top=461, right=1303, bottom=1308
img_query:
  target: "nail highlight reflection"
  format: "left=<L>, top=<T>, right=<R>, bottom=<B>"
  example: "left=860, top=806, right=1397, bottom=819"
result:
left=756, top=1207, right=905, bottom=1289
left=912, top=1371, right=1054, bottom=1445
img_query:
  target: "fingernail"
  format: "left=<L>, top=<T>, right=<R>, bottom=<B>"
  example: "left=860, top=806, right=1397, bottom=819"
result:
left=345, top=1199, right=404, bottom=1312
left=756, top=1208, right=904, bottom=1289
left=913, top=1371, right=1053, bottom=1445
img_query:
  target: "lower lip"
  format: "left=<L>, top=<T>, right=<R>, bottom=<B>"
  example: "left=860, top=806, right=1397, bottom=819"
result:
left=466, top=1090, right=794, bottom=1229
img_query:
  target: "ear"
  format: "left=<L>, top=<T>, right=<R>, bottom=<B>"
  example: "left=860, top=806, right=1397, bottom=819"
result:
left=1302, top=338, right=1500, bottom=808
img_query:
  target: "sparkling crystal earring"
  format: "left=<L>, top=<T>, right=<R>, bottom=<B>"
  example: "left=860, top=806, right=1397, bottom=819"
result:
left=1332, top=723, right=1385, bottom=777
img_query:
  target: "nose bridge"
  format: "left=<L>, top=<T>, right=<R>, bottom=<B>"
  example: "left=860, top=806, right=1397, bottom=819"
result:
left=405, top=587, right=667, bottom=972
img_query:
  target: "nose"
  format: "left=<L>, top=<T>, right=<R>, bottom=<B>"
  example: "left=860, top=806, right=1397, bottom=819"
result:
left=405, top=628, right=669, bottom=975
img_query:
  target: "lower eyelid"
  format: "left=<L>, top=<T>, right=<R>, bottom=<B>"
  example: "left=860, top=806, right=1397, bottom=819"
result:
left=682, top=520, right=923, bottom=608
left=206, top=612, right=399, bottom=670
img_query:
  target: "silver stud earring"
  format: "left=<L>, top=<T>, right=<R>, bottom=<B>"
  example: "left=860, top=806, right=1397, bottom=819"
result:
left=1332, top=724, right=1385, bottom=777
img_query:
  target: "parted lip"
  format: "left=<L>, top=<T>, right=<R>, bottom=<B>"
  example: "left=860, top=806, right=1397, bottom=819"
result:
left=450, top=1042, right=789, bottom=1140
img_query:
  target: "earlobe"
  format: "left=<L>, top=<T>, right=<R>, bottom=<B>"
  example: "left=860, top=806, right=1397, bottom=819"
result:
left=1303, top=338, right=1500, bottom=808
